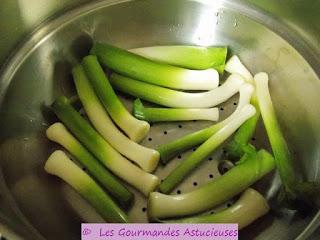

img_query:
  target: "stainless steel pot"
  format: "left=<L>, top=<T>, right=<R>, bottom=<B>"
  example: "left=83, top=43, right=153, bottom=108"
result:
left=0, top=0, right=319, bottom=239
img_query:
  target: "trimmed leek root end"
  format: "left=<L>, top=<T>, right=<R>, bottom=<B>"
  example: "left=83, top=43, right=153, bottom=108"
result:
left=225, top=55, right=253, bottom=83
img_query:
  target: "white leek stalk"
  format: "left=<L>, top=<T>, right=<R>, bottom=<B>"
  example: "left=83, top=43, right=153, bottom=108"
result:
left=110, top=73, right=245, bottom=108
left=225, top=55, right=253, bottom=83
left=133, top=99, right=219, bottom=122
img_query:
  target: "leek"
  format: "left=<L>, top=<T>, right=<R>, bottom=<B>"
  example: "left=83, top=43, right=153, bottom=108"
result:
left=52, top=96, right=160, bottom=196
left=225, top=55, right=253, bottom=83
left=133, top=99, right=219, bottom=122
left=82, top=55, right=149, bottom=142
left=165, top=188, right=270, bottom=230
left=45, top=150, right=129, bottom=223
left=159, top=104, right=256, bottom=193
left=130, top=45, right=227, bottom=73
left=148, top=149, right=275, bottom=220
left=157, top=83, right=254, bottom=163
left=91, top=43, right=219, bottom=90
left=73, top=65, right=159, bottom=172
left=224, top=56, right=260, bottom=159
left=255, top=72, right=320, bottom=208
left=224, top=96, right=260, bottom=160
left=110, top=73, right=244, bottom=108
left=46, top=122, right=133, bottom=207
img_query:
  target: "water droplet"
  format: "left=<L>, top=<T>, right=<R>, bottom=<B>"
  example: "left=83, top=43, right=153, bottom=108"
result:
left=29, top=119, right=34, bottom=123
left=23, top=137, right=29, bottom=141
left=216, top=19, right=219, bottom=25
left=215, top=12, right=219, bottom=17
left=41, top=122, right=48, bottom=126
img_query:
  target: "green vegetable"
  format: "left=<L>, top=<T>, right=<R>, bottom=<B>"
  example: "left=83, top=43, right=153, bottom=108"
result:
left=110, top=73, right=244, bottom=108
left=73, top=65, right=159, bottom=172
left=159, top=104, right=256, bottom=193
left=225, top=55, right=253, bottom=83
left=133, top=99, right=219, bottom=122
left=82, top=55, right=149, bottom=142
left=224, top=95, right=260, bottom=160
left=224, top=56, right=259, bottom=159
left=46, top=122, right=133, bottom=207
left=148, top=149, right=275, bottom=220
left=45, top=150, right=129, bottom=223
left=254, top=72, right=320, bottom=208
left=52, top=96, right=160, bottom=196
left=157, top=83, right=254, bottom=163
left=130, top=45, right=227, bottom=73
left=91, top=43, right=219, bottom=90
left=165, top=188, right=270, bottom=230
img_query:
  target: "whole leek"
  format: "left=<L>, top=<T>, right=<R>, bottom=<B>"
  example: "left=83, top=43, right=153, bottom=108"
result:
left=133, top=99, right=219, bottom=122
left=130, top=45, right=227, bottom=73
left=165, top=188, right=270, bottom=230
left=110, top=73, right=244, bottom=108
left=255, top=72, right=320, bottom=208
left=91, top=43, right=219, bottom=90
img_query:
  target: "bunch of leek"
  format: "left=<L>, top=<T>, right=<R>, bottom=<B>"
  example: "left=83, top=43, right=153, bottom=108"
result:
left=157, top=83, right=254, bottom=163
left=72, top=64, right=159, bottom=172
left=51, top=96, right=159, bottom=196
left=224, top=55, right=260, bottom=160
left=149, top=149, right=275, bottom=220
left=159, top=104, right=256, bottom=193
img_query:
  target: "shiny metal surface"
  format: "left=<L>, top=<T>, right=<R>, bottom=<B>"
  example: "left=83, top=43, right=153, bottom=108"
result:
left=0, top=0, right=319, bottom=239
